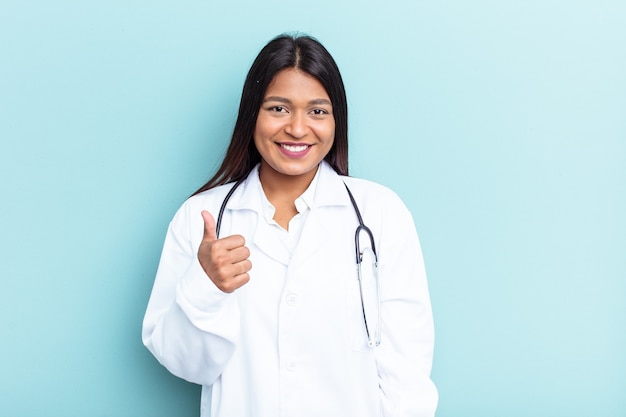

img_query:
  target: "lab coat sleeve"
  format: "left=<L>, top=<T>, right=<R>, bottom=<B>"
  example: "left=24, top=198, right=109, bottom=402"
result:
left=376, top=196, right=438, bottom=417
left=142, top=199, right=240, bottom=386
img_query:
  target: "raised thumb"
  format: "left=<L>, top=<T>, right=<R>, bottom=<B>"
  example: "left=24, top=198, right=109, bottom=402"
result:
left=201, top=210, right=218, bottom=242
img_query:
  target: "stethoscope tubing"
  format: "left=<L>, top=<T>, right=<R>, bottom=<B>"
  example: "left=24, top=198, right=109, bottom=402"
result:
left=214, top=175, right=381, bottom=347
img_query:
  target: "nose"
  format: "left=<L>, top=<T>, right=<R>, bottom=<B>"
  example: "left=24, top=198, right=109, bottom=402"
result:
left=284, top=112, right=309, bottom=138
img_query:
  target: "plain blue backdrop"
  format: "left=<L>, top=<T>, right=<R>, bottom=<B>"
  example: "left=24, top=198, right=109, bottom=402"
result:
left=1, top=1, right=624, bottom=416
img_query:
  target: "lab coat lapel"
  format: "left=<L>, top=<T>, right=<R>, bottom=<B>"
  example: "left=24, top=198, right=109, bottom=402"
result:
left=290, top=206, right=330, bottom=266
left=252, top=218, right=290, bottom=265
left=225, top=166, right=290, bottom=266
left=290, top=163, right=350, bottom=266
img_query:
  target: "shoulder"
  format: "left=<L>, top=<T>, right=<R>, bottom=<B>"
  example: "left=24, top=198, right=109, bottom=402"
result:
left=340, top=175, right=408, bottom=213
left=184, top=183, right=236, bottom=211
left=170, top=182, right=239, bottom=229
left=338, top=175, right=416, bottom=238
left=339, top=175, right=419, bottom=253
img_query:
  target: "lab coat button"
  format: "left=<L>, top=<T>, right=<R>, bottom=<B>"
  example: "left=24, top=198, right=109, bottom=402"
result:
left=287, top=361, right=296, bottom=371
left=286, top=293, right=297, bottom=306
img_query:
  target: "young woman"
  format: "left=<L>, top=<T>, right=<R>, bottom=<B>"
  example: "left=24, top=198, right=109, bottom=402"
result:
left=142, top=34, right=438, bottom=417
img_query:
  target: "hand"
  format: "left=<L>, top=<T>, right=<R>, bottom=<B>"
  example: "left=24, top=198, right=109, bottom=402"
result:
left=198, top=210, right=252, bottom=293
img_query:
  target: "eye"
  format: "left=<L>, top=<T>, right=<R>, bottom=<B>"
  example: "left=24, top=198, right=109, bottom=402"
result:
left=311, top=108, right=329, bottom=116
left=269, top=106, right=287, bottom=113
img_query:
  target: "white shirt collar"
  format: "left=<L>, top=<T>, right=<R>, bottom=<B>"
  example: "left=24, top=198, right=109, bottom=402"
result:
left=256, top=165, right=319, bottom=221
left=225, top=161, right=346, bottom=213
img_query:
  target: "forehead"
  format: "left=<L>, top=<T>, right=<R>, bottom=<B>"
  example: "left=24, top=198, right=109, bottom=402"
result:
left=264, top=68, right=330, bottom=99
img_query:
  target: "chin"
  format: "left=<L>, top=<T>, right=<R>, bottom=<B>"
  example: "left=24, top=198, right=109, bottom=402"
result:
left=271, top=162, right=318, bottom=178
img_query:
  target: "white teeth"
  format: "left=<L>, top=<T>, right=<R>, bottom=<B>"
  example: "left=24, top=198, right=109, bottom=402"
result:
left=281, top=144, right=309, bottom=152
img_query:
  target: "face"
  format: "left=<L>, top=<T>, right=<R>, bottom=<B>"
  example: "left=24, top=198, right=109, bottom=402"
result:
left=254, top=68, right=335, bottom=183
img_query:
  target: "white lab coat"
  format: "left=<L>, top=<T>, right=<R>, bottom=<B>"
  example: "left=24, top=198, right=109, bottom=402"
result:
left=142, top=161, right=438, bottom=417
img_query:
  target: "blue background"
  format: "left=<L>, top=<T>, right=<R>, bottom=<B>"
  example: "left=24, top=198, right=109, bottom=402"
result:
left=1, top=1, right=624, bottom=416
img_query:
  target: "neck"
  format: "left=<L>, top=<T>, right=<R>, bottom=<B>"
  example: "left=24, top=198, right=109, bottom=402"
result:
left=258, top=163, right=319, bottom=204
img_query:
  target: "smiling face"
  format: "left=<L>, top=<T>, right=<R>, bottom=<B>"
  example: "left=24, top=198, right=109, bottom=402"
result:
left=253, top=68, right=335, bottom=186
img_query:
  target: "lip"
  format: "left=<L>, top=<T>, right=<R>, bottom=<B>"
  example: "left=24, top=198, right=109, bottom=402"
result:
left=276, top=142, right=312, bottom=158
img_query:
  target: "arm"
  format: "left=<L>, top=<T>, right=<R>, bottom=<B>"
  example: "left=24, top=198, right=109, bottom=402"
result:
left=141, top=201, right=241, bottom=386
left=377, top=198, right=438, bottom=417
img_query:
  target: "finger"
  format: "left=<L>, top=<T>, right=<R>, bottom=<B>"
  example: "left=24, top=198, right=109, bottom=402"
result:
left=208, top=244, right=249, bottom=273
left=214, top=258, right=252, bottom=281
left=226, top=245, right=251, bottom=263
left=212, top=234, right=247, bottom=251
left=222, top=272, right=251, bottom=293
left=201, top=210, right=218, bottom=243
left=232, top=258, right=252, bottom=275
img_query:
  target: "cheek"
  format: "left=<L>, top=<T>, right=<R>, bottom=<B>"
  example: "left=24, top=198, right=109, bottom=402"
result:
left=323, top=122, right=336, bottom=143
left=253, top=121, right=270, bottom=152
left=253, top=119, right=265, bottom=140
left=254, top=116, right=282, bottom=140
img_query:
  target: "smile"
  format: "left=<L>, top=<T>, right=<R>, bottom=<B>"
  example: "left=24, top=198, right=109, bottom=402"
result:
left=280, top=143, right=310, bottom=152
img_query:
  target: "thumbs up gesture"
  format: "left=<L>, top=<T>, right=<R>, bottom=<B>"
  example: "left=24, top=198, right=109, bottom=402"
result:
left=198, top=210, right=252, bottom=293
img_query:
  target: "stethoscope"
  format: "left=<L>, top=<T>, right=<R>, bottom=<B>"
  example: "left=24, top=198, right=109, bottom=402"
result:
left=215, top=177, right=381, bottom=348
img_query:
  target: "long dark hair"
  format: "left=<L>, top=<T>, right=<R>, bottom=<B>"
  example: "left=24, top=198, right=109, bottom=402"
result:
left=192, top=34, right=348, bottom=195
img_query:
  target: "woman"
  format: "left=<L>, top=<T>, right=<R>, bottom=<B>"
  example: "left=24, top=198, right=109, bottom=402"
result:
left=142, top=34, right=438, bottom=417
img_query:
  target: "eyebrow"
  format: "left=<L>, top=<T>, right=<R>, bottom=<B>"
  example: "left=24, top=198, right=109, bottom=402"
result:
left=263, top=96, right=332, bottom=106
